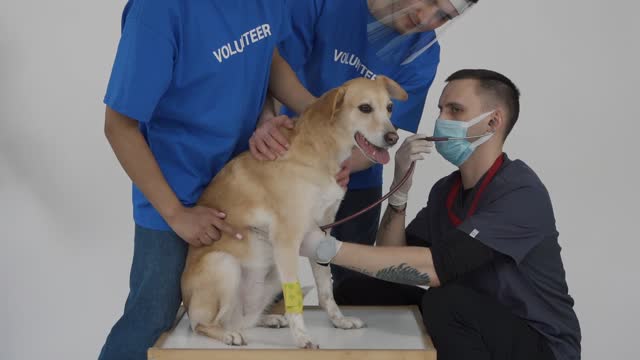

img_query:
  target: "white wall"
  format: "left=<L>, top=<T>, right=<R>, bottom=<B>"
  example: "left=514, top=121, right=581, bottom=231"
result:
left=1, top=1, right=638, bottom=359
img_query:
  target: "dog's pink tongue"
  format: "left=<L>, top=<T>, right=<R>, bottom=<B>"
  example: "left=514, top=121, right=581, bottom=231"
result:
left=355, top=132, right=391, bottom=165
left=373, top=149, right=390, bottom=164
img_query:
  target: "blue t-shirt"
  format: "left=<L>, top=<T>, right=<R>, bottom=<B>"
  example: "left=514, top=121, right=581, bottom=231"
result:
left=278, top=0, right=440, bottom=189
left=104, top=0, right=291, bottom=230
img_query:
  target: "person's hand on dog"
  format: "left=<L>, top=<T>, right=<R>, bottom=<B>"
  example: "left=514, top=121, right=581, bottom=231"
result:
left=389, top=134, right=433, bottom=206
left=168, top=205, right=242, bottom=247
left=250, top=115, right=351, bottom=188
left=335, top=159, right=351, bottom=190
left=249, top=114, right=295, bottom=161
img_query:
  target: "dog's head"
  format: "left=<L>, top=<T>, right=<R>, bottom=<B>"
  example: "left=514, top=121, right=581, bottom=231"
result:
left=322, top=76, right=408, bottom=164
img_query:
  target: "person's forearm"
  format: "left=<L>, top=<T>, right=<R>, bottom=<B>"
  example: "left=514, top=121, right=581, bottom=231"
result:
left=331, top=242, right=440, bottom=287
left=258, top=91, right=282, bottom=125
left=261, top=91, right=278, bottom=117
left=255, top=91, right=282, bottom=130
left=104, top=106, right=183, bottom=222
left=269, top=49, right=315, bottom=115
left=375, top=205, right=407, bottom=246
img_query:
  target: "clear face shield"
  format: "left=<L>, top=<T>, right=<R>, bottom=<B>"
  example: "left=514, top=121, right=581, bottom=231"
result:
left=367, top=0, right=476, bottom=65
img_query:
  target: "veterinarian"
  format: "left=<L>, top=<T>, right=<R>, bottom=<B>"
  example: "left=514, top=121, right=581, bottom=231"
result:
left=98, top=1, right=319, bottom=359
left=250, top=0, right=482, bottom=299
left=300, top=69, right=581, bottom=360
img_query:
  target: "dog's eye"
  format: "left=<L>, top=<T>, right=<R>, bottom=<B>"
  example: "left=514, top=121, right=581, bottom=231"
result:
left=358, top=104, right=373, bottom=113
left=387, top=103, right=393, bottom=113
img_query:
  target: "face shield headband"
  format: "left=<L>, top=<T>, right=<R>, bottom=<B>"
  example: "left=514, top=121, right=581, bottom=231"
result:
left=367, top=0, right=476, bottom=65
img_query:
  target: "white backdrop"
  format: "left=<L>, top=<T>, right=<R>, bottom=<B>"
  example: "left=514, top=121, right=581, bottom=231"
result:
left=1, top=1, right=638, bottom=359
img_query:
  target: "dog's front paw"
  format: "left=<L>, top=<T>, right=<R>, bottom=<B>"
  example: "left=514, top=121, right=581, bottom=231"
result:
left=331, top=316, right=366, bottom=330
left=258, top=314, right=289, bottom=328
left=291, top=322, right=318, bottom=349
left=287, top=312, right=319, bottom=349
left=223, top=331, right=247, bottom=346
left=294, top=335, right=319, bottom=349
left=292, top=330, right=319, bottom=349
left=302, top=341, right=320, bottom=349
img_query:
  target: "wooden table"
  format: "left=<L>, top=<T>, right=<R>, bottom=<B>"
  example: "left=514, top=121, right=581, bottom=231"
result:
left=149, top=306, right=436, bottom=360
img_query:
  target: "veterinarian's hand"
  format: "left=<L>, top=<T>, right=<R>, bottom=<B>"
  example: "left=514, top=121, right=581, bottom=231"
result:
left=335, top=159, right=351, bottom=190
left=299, top=230, right=343, bottom=264
left=249, top=115, right=295, bottom=161
left=389, top=134, right=433, bottom=206
left=168, top=206, right=242, bottom=247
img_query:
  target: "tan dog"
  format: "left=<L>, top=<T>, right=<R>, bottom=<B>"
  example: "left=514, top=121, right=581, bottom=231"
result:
left=181, top=76, right=407, bottom=348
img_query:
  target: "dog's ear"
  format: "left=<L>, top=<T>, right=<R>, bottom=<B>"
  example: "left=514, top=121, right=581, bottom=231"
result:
left=308, top=86, right=346, bottom=122
left=330, top=86, right=346, bottom=115
left=377, top=75, right=408, bottom=101
left=317, top=86, right=346, bottom=121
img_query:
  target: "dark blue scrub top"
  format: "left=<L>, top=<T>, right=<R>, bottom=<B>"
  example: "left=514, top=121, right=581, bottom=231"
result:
left=406, top=154, right=581, bottom=360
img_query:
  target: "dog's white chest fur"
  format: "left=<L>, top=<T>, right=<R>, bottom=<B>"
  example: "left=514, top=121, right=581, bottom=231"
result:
left=312, top=181, right=345, bottom=224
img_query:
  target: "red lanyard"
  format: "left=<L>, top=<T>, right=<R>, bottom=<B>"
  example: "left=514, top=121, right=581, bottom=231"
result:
left=446, top=154, right=505, bottom=226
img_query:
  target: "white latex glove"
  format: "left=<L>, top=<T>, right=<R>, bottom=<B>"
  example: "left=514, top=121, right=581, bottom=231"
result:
left=389, top=134, right=433, bottom=206
left=299, top=230, right=343, bottom=264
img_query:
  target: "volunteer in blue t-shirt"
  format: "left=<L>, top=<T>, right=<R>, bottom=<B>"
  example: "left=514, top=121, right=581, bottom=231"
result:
left=250, top=0, right=481, bottom=295
left=98, top=1, right=317, bottom=359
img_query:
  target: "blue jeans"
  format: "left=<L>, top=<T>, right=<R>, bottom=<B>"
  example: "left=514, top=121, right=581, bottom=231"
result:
left=98, top=225, right=188, bottom=360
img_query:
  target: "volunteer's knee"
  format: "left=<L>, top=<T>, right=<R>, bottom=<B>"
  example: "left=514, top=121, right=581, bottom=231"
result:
left=111, top=246, right=185, bottom=345
left=131, top=226, right=187, bottom=307
left=101, top=228, right=187, bottom=359
left=136, top=267, right=185, bottom=332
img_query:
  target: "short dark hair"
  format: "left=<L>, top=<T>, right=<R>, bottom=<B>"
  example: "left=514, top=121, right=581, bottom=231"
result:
left=445, top=69, right=520, bottom=138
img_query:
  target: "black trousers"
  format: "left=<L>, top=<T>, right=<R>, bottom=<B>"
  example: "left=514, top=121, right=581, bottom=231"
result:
left=330, top=186, right=382, bottom=290
left=334, top=276, right=556, bottom=360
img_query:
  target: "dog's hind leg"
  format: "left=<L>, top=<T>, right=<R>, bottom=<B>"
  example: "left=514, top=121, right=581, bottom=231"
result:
left=257, top=313, right=289, bottom=329
left=183, top=251, right=247, bottom=346
left=236, top=266, right=289, bottom=330
left=195, top=323, right=246, bottom=346
left=255, top=267, right=289, bottom=328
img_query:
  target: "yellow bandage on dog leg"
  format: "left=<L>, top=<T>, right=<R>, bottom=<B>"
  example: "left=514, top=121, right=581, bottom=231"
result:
left=282, top=281, right=304, bottom=314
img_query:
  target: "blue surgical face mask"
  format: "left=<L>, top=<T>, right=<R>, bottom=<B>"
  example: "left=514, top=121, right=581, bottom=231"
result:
left=434, top=110, right=495, bottom=166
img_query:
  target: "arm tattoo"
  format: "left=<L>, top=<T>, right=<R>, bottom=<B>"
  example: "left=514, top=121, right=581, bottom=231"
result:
left=345, top=266, right=373, bottom=277
left=374, top=263, right=430, bottom=286
left=345, top=263, right=430, bottom=286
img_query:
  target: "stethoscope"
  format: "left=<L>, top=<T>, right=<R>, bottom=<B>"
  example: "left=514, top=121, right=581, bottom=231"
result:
left=319, top=132, right=493, bottom=230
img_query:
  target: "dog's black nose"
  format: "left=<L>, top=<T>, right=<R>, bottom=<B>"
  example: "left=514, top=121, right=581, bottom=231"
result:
left=384, top=132, right=399, bottom=146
